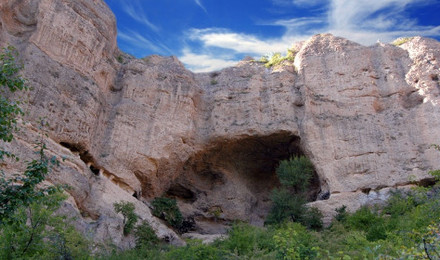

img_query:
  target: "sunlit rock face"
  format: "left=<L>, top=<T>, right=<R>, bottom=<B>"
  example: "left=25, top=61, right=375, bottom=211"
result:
left=1, top=0, right=440, bottom=246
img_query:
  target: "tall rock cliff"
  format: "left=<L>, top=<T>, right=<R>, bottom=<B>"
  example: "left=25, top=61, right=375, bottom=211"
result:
left=1, top=0, right=440, bottom=247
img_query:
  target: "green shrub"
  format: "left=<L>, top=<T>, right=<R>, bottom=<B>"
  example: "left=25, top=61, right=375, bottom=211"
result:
left=383, top=190, right=418, bottom=217
left=303, top=207, right=323, bottom=231
left=0, top=191, right=91, bottom=259
left=265, top=188, right=306, bottom=225
left=113, top=201, right=138, bottom=235
left=273, top=222, right=318, bottom=260
left=365, top=222, right=387, bottom=241
left=345, top=206, right=388, bottom=242
left=116, top=55, right=123, bottom=63
left=134, top=221, right=160, bottom=249
left=346, top=206, right=379, bottom=230
left=266, top=156, right=317, bottom=226
left=334, top=205, right=348, bottom=223
left=276, top=156, right=314, bottom=194
left=164, top=240, right=229, bottom=260
left=260, top=48, right=296, bottom=68
left=151, top=197, right=183, bottom=229
left=219, top=222, right=275, bottom=256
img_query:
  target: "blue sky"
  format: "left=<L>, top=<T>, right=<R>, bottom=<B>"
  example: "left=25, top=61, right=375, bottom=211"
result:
left=104, top=0, right=440, bottom=73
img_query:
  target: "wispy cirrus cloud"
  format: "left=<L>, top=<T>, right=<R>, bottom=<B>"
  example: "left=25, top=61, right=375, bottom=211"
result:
left=194, top=0, right=208, bottom=13
left=121, top=0, right=159, bottom=32
left=118, top=30, right=171, bottom=56
left=326, top=0, right=440, bottom=43
left=180, top=0, right=440, bottom=72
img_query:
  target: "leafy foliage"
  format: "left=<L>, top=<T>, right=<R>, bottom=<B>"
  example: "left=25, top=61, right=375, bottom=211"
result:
left=0, top=121, right=59, bottom=223
left=151, top=197, right=183, bottom=229
left=303, top=207, right=323, bottom=231
left=334, top=205, right=348, bottom=223
left=134, top=221, right=160, bottom=249
left=276, top=156, right=314, bottom=194
left=0, top=46, right=27, bottom=147
left=164, top=239, right=230, bottom=260
left=113, top=201, right=138, bottom=235
left=0, top=46, right=90, bottom=259
left=273, top=222, right=318, bottom=260
left=219, top=222, right=276, bottom=256
left=259, top=48, right=296, bottom=68
left=0, top=191, right=91, bottom=259
left=266, top=156, right=321, bottom=228
left=265, top=188, right=306, bottom=225
left=0, top=47, right=59, bottom=223
left=103, top=184, right=440, bottom=259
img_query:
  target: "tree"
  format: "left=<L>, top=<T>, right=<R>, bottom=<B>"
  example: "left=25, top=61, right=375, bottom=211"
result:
left=265, top=188, right=306, bottom=225
left=0, top=46, right=90, bottom=258
left=0, top=46, right=59, bottom=223
left=266, top=156, right=322, bottom=229
left=0, top=46, right=27, bottom=159
left=114, top=201, right=138, bottom=235
left=151, top=197, right=183, bottom=230
left=276, top=156, right=314, bottom=194
left=0, top=191, right=91, bottom=259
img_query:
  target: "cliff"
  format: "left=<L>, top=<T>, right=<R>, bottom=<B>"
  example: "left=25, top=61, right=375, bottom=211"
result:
left=1, top=0, right=440, bottom=247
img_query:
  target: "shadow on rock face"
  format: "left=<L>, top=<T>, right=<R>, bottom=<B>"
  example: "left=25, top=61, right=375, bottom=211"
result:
left=163, top=131, right=325, bottom=234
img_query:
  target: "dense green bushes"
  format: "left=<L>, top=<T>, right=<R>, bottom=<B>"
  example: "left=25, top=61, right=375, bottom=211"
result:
left=266, top=156, right=323, bottom=230
left=151, top=197, right=183, bottom=229
left=106, top=180, right=440, bottom=259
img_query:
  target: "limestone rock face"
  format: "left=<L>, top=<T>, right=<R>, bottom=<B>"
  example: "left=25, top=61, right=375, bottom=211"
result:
left=1, top=0, right=440, bottom=246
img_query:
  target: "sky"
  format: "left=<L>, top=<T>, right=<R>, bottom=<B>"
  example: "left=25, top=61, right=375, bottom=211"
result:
left=104, top=0, right=440, bottom=73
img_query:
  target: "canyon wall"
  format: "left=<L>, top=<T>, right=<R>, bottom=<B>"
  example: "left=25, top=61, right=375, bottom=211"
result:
left=1, top=0, right=440, bottom=246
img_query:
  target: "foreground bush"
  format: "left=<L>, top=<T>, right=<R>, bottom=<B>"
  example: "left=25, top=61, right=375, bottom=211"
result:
left=151, top=197, right=183, bottom=229
left=0, top=191, right=91, bottom=259
left=266, top=156, right=323, bottom=230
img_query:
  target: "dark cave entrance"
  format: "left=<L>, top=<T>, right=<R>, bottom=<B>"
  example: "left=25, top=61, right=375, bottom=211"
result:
left=165, top=132, right=327, bottom=233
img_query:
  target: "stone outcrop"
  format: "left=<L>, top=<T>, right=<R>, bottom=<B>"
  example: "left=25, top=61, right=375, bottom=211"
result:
left=1, top=0, right=440, bottom=247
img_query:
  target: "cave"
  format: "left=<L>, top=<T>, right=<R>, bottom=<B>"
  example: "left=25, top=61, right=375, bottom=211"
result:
left=165, top=131, right=327, bottom=233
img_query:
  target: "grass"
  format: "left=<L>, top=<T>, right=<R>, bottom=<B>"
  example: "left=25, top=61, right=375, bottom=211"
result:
left=392, top=37, right=414, bottom=46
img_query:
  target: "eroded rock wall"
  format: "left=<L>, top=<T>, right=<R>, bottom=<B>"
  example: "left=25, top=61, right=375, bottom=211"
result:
left=1, top=0, right=440, bottom=245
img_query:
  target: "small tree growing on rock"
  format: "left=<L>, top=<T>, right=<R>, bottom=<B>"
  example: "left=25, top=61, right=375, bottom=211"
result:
left=151, top=197, right=183, bottom=230
left=113, top=201, right=138, bottom=235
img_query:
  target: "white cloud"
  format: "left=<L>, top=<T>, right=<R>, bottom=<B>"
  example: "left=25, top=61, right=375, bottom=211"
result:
left=122, top=0, right=159, bottom=32
left=118, top=30, right=171, bottom=55
left=179, top=49, right=238, bottom=73
left=194, top=0, right=208, bottom=13
left=189, top=29, right=290, bottom=55
left=326, top=0, right=439, bottom=44
left=179, top=0, right=440, bottom=72
left=329, top=0, right=412, bottom=31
